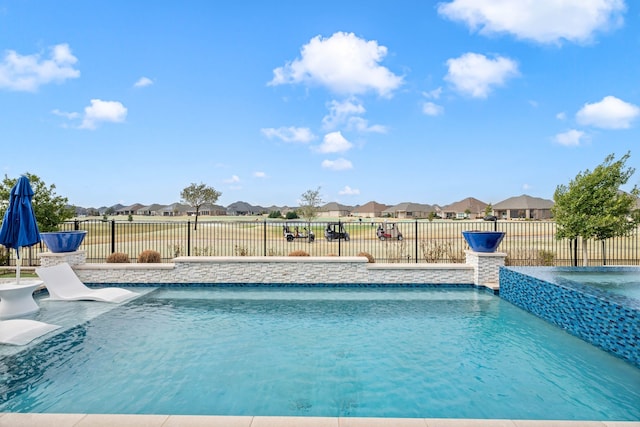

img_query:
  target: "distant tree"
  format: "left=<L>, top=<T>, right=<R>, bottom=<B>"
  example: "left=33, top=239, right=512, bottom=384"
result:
left=0, top=173, right=74, bottom=232
left=87, top=208, right=100, bottom=217
left=298, top=187, right=323, bottom=222
left=181, top=182, right=222, bottom=230
left=105, top=207, right=115, bottom=215
left=552, top=152, right=640, bottom=266
left=427, top=211, right=437, bottom=222
left=285, top=211, right=299, bottom=220
left=484, top=204, right=493, bottom=217
left=268, top=210, right=282, bottom=219
left=127, top=214, right=133, bottom=222
left=464, top=208, right=471, bottom=218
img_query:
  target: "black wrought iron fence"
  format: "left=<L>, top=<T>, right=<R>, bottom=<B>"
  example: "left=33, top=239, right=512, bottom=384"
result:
left=2, top=219, right=639, bottom=266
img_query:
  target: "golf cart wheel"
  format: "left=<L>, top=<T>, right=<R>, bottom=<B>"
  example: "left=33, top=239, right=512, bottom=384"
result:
left=378, top=236, right=386, bottom=241
left=309, top=236, right=315, bottom=243
left=397, top=235, right=403, bottom=241
left=345, top=235, right=350, bottom=241
left=286, top=235, right=294, bottom=242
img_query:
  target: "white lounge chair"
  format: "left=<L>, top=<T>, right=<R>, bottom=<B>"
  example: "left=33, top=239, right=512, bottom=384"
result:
left=36, top=263, right=138, bottom=303
left=0, top=319, right=60, bottom=345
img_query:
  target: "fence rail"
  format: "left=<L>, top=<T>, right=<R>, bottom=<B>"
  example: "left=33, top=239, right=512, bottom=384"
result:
left=2, top=219, right=639, bottom=267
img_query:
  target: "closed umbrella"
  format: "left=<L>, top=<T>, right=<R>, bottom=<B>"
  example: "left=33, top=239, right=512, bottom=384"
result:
left=0, top=176, right=41, bottom=284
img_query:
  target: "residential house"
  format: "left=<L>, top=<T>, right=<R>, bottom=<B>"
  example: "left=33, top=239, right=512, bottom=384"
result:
left=382, top=202, right=436, bottom=219
left=350, top=201, right=389, bottom=218
left=158, top=203, right=190, bottom=216
left=493, top=194, right=553, bottom=220
left=186, top=203, right=227, bottom=216
left=280, top=206, right=298, bottom=217
left=227, top=201, right=259, bottom=216
left=318, top=202, right=352, bottom=218
left=440, top=197, right=488, bottom=219
left=115, top=203, right=145, bottom=216
left=136, top=204, right=167, bottom=216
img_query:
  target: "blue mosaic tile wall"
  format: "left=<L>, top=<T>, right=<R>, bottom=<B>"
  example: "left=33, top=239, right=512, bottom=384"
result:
left=499, top=267, right=639, bottom=368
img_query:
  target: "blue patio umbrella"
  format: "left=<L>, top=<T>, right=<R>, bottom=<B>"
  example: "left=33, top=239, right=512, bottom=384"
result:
left=0, top=176, right=41, bottom=284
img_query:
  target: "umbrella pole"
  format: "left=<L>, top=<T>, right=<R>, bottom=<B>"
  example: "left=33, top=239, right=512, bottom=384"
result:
left=16, top=249, right=20, bottom=285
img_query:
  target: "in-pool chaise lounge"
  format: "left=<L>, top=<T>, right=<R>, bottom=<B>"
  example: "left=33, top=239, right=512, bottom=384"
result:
left=0, top=319, right=60, bottom=345
left=36, top=262, right=138, bottom=303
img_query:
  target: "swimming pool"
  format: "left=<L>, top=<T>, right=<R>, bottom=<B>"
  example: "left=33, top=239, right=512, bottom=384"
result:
left=1, top=285, right=639, bottom=421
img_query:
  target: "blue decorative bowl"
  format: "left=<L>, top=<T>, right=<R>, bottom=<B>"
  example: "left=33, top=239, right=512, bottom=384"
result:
left=462, top=231, right=505, bottom=253
left=40, top=231, right=87, bottom=253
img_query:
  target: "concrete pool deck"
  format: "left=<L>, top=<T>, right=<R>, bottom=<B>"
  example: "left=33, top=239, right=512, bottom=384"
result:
left=2, top=414, right=639, bottom=426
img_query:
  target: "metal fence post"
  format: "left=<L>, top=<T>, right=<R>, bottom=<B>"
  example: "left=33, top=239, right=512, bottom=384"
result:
left=111, top=220, right=116, bottom=254
left=338, top=220, right=342, bottom=257
left=187, top=221, right=191, bottom=256
left=415, top=220, right=418, bottom=263
left=263, top=220, right=267, bottom=257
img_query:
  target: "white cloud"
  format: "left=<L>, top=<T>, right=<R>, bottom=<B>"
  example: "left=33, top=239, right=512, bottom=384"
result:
left=522, top=183, right=532, bottom=191
left=346, top=117, right=388, bottom=133
left=253, top=171, right=267, bottom=178
left=321, top=158, right=353, bottom=171
left=79, top=99, right=127, bottom=130
left=554, top=129, right=586, bottom=146
left=134, top=77, right=153, bottom=88
left=322, top=98, right=388, bottom=133
left=0, top=43, right=80, bottom=92
left=556, top=112, right=567, bottom=120
left=261, top=126, right=316, bottom=143
left=322, top=98, right=366, bottom=129
left=422, top=102, right=444, bottom=116
left=339, top=185, right=360, bottom=195
left=445, top=52, right=519, bottom=98
left=423, top=87, right=443, bottom=99
left=269, top=31, right=403, bottom=97
left=317, top=131, right=353, bottom=153
left=576, top=96, right=640, bottom=129
left=51, top=109, right=79, bottom=120
left=437, top=0, right=625, bottom=44
left=224, top=175, right=240, bottom=184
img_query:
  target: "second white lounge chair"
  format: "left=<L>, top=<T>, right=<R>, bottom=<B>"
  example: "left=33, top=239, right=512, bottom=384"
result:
left=36, top=263, right=138, bottom=303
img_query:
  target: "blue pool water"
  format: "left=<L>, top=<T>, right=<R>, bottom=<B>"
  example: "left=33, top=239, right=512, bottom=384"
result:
left=1, top=286, right=639, bottom=420
left=552, top=270, right=640, bottom=300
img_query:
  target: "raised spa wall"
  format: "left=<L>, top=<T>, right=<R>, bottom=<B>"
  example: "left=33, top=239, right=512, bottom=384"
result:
left=500, top=267, right=640, bottom=369
left=38, top=250, right=506, bottom=291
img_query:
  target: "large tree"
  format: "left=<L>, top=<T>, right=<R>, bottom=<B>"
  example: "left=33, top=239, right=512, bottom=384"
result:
left=180, top=182, right=222, bottom=230
left=552, top=152, right=640, bottom=266
left=0, top=173, right=75, bottom=232
left=298, top=187, right=323, bottom=222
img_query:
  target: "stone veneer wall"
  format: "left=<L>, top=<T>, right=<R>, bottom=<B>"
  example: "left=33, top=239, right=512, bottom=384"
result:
left=72, top=257, right=476, bottom=286
left=39, top=252, right=497, bottom=288
left=39, top=250, right=88, bottom=268
left=464, top=251, right=505, bottom=289
left=499, top=267, right=640, bottom=368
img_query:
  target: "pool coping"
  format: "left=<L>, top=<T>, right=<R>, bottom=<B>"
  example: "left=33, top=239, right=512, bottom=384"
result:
left=1, top=413, right=639, bottom=426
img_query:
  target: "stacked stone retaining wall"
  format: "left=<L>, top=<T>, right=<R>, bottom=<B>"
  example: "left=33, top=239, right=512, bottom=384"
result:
left=39, top=251, right=502, bottom=288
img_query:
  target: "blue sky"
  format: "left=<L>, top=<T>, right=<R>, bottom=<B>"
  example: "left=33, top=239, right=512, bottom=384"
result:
left=1, top=0, right=638, bottom=209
